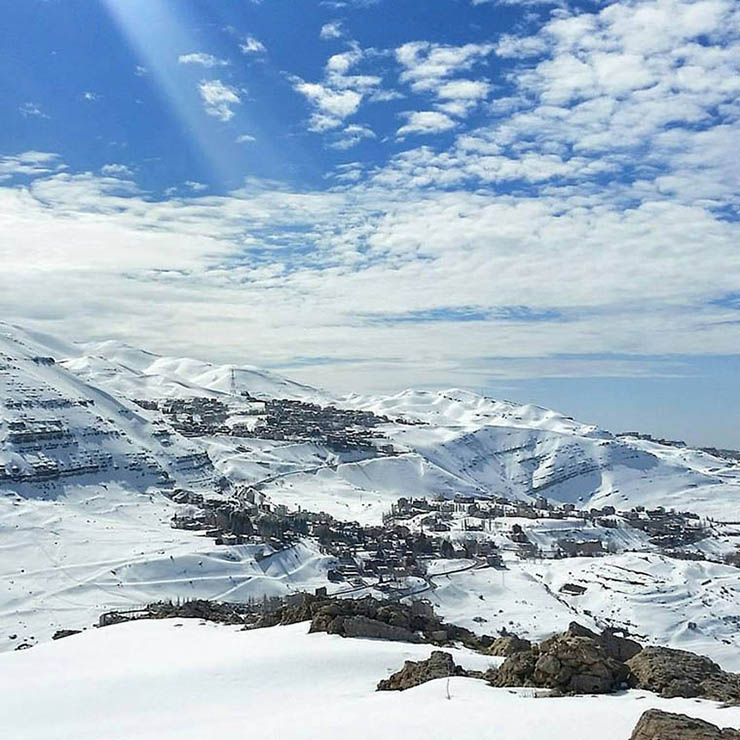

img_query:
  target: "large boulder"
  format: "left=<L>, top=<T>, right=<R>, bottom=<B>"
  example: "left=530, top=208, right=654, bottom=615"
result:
left=489, top=635, right=531, bottom=657
left=377, top=651, right=466, bottom=691
left=563, top=621, right=642, bottom=662
left=599, top=627, right=642, bottom=662
left=298, top=595, right=493, bottom=648
left=627, top=648, right=740, bottom=704
left=532, top=635, right=629, bottom=694
left=630, top=709, right=740, bottom=739
left=492, top=634, right=629, bottom=694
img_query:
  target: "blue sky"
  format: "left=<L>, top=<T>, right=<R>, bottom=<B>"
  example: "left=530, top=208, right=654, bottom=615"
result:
left=1, top=0, right=739, bottom=446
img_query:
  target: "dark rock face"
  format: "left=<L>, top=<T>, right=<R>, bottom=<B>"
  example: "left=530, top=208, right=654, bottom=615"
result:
left=491, top=649, right=538, bottom=688
left=377, top=651, right=467, bottom=691
left=52, top=629, right=81, bottom=640
left=599, top=627, right=642, bottom=662
left=627, top=648, right=740, bottom=704
left=339, top=615, right=424, bottom=643
left=630, top=709, right=740, bottom=739
left=488, top=635, right=531, bottom=657
left=492, top=632, right=629, bottom=694
left=260, top=594, right=492, bottom=649
left=563, top=622, right=642, bottom=662
left=145, top=600, right=249, bottom=625
left=534, top=634, right=629, bottom=694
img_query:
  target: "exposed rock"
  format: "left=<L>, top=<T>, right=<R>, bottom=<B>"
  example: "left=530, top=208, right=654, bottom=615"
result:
left=533, top=634, right=629, bottom=694
left=340, top=615, right=424, bottom=643
left=564, top=621, right=598, bottom=640
left=262, top=594, right=492, bottom=649
left=52, top=629, right=81, bottom=640
left=599, top=627, right=642, bottom=662
left=144, top=600, right=249, bottom=625
left=562, top=621, right=642, bottom=662
left=377, top=651, right=466, bottom=691
left=99, top=600, right=253, bottom=628
left=627, top=647, right=740, bottom=704
left=488, top=634, right=531, bottom=657
left=491, top=649, right=538, bottom=687
left=630, top=709, right=740, bottom=739
left=492, top=633, right=628, bottom=694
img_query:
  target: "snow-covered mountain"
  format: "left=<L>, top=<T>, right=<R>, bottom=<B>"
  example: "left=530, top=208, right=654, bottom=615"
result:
left=6, top=321, right=735, bottom=521
left=0, top=324, right=216, bottom=497
left=2, top=321, right=740, bottom=670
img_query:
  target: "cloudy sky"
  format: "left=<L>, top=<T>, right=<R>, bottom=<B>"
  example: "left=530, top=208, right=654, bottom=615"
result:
left=2, top=0, right=739, bottom=446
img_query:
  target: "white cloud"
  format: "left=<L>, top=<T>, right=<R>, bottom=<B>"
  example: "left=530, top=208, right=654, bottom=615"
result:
left=395, top=41, right=494, bottom=120
left=292, top=47, right=381, bottom=131
left=0, top=156, right=738, bottom=397
left=320, top=22, right=344, bottom=39
left=396, top=41, right=494, bottom=93
left=397, top=111, right=457, bottom=137
left=294, top=82, right=363, bottom=131
left=240, top=36, right=266, bottom=54
left=18, top=102, right=48, bottom=119
left=101, top=164, right=133, bottom=178
left=178, top=52, right=230, bottom=68
left=198, top=80, right=241, bottom=121
left=0, top=152, right=62, bottom=181
left=185, top=180, right=208, bottom=192
left=495, top=33, right=550, bottom=59
left=329, top=124, right=376, bottom=149
left=82, top=91, right=101, bottom=101
left=236, top=134, right=256, bottom=143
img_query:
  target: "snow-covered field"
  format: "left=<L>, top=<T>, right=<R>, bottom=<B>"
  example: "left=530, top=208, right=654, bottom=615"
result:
left=3, top=619, right=740, bottom=740
left=0, top=483, right=331, bottom=651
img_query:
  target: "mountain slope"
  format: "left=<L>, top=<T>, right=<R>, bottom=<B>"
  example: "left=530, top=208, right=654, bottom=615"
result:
left=0, top=325, right=216, bottom=497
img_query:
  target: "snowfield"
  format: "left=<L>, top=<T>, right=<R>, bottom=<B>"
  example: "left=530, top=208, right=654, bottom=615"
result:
left=0, top=483, right=331, bottom=651
left=3, top=619, right=740, bottom=740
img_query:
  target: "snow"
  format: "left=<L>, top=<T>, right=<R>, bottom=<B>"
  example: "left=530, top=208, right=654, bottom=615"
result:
left=66, top=338, right=328, bottom=402
left=0, top=484, right=331, bottom=651
left=2, top=619, right=740, bottom=740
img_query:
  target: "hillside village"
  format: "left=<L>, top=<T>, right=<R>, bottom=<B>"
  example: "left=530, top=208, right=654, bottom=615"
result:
left=136, top=394, right=397, bottom=454
left=168, top=480, right=733, bottom=598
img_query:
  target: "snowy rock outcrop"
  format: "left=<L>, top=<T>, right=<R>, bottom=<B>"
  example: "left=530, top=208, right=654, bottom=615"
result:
left=377, top=651, right=467, bottom=691
left=630, top=709, right=740, bottom=739
left=627, top=648, right=740, bottom=704
left=488, top=634, right=532, bottom=657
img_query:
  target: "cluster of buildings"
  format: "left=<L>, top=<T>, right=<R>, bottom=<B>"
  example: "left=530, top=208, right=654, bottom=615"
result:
left=384, top=494, right=710, bottom=559
left=235, top=398, right=393, bottom=453
left=136, top=395, right=396, bottom=455
left=168, top=486, right=504, bottom=582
